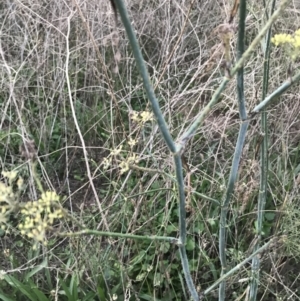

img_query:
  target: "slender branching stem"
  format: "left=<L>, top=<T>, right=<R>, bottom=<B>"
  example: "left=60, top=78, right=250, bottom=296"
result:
left=203, top=238, right=274, bottom=298
left=219, top=1, right=247, bottom=300
left=252, top=70, right=300, bottom=113
left=178, top=0, right=289, bottom=151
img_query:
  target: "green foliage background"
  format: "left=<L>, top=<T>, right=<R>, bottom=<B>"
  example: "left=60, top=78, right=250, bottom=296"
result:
left=0, top=0, right=300, bottom=300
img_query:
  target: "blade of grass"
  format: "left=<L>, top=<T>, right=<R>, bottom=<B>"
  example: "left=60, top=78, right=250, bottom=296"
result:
left=3, top=275, right=38, bottom=301
left=59, top=277, right=73, bottom=301
left=0, top=292, right=15, bottom=301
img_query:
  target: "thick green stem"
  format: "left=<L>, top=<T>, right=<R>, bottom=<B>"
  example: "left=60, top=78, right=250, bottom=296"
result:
left=249, top=1, right=276, bottom=299
left=219, top=1, right=247, bottom=300
left=219, top=121, right=249, bottom=301
left=113, top=0, right=176, bottom=153
left=111, top=1, right=199, bottom=299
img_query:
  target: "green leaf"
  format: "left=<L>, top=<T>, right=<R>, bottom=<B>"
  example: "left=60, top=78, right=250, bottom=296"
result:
left=25, top=258, right=48, bottom=281
left=3, top=275, right=38, bottom=301
left=139, top=294, right=162, bottom=301
left=159, top=242, right=170, bottom=253
left=31, top=287, right=50, bottom=301
left=0, top=292, right=15, bottom=301
left=82, top=291, right=97, bottom=301
left=166, top=224, right=177, bottom=234
left=265, top=212, right=276, bottom=221
left=59, top=278, right=73, bottom=300
left=96, top=284, right=106, bottom=301
left=186, top=238, right=196, bottom=251
left=69, top=274, right=78, bottom=301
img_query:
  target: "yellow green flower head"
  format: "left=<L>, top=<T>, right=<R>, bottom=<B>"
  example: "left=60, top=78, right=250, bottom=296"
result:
left=18, top=190, right=63, bottom=247
left=271, top=29, right=300, bottom=61
left=271, top=33, right=293, bottom=46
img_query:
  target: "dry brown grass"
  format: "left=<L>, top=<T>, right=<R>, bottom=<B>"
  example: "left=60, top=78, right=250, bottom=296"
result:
left=0, top=0, right=300, bottom=299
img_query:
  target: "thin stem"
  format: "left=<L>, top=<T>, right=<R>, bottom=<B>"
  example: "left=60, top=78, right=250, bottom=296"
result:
left=236, top=0, right=247, bottom=121
left=173, top=154, right=186, bottom=245
left=174, top=153, right=199, bottom=300
left=230, top=0, right=288, bottom=77
left=112, top=1, right=199, bottom=299
left=177, top=0, right=289, bottom=151
left=178, top=78, right=229, bottom=149
left=60, top=229, right=178, bottom=243
left=65, top=14, right=110, bottom=231
left=252, top=69, right=300, bottom=113
left=179, top=247, right=199, bottom=301
left=202, top=238, right=274, bottom=298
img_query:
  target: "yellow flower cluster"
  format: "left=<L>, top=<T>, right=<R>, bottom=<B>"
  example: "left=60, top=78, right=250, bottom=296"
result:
left=131, top=110, right=154, bottom=124
left=102, top=142, right=139, bottom=173
left=18, top=191, right=63, bottom=248
left=0, top=182, right=14, bottom=205
left=119, top=154, right=139, bottom=174
left=0, top=171, right=19, bottom=230
left=271, top=29, right=300, bottom=60
left=271, top=33, right=293, bottom=46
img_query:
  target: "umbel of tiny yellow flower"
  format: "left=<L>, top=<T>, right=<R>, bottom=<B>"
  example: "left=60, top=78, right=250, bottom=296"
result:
left=0, top=170, right=20, bottom=231
left=130, top=110, right=154, bottom=124
left=18, top=191, right=63, bottom=249
left=271, top=33, right=293, bottom=46
left=119, top=153, right=139, bottom=174
left=271, top=29, right=300, bottom=61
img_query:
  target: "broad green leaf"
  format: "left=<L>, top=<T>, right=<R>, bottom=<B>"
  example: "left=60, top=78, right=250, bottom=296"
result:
left=159, top=242, right=170, bottom=253
left=265, top=212, right=276, bottom=221
left=96, top=285, right=106, bottom=300
left=186, top=238, right=196, bottom=251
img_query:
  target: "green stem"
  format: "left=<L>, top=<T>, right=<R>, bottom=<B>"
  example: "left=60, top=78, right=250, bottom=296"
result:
left=113, top=0, right=176, bottom=153
left=108, top=1, right=199, bottom=299
left=252, top=69, right=300, bottom=113
left=219, top=1, right=247, bottom=300
left=177, top=0, right=289, bottom=150
left=174, top=153, right=199, bottom=300
left=202, top=238, right=274, bottom=298
left=218, top=121, right=249, bottom=301
left=249, top=1, right=275, bottom=299
left=60, top=229, right=178, bottom=243
left=236, top=0, right=247, bottom=121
